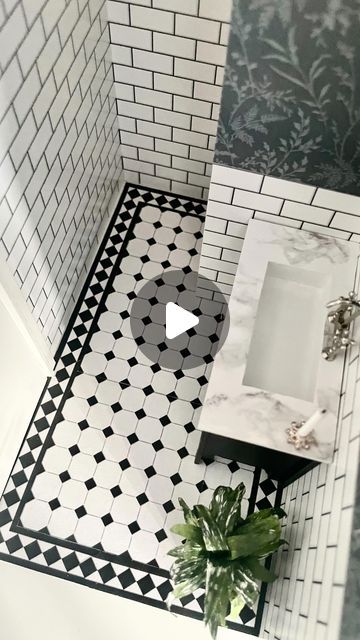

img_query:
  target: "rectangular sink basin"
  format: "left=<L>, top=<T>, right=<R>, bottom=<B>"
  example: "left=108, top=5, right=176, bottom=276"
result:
left=242, top=262, right=331, bottom=401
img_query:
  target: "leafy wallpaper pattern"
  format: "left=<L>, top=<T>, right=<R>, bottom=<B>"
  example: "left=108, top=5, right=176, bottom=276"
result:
left=214, top=0, right=360, bottom=195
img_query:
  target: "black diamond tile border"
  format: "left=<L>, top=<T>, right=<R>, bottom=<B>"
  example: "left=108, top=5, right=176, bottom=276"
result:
left=0, top=183, right=278, bottom=637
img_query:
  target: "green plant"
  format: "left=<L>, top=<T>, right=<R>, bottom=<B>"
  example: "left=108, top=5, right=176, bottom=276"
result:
left=168, top=483, right=287, bottom=639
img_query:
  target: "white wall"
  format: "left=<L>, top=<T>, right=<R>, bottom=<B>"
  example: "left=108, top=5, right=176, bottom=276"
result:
left=106, top=0, right=232, bottom=200
left=0, top=560, right=258, bottom=640
left=0, top=0, right=123, bottom=349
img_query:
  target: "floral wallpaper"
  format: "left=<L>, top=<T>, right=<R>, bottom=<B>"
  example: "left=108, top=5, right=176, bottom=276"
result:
left=215, top=0, right=360, bottom=195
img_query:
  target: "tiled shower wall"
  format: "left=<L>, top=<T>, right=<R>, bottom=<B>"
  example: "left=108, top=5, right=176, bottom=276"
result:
left=261, top=341, right=360, bottom=640
left=199, top=164, right=360, bottom=300
left=106, top=0, right=231, bottom=200
left=0, top=0, right=123, bottom=350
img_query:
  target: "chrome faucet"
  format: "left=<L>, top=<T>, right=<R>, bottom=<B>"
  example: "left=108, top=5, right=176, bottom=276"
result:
left=322, top=291, right=360, bottom=361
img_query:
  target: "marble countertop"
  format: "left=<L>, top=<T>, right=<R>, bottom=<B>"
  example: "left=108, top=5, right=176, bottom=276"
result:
left=199, top=220, right=359, bottom=463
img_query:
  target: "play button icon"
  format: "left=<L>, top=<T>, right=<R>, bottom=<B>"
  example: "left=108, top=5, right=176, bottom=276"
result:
left=129, top=269, right=229, bottom=371
left=166, top=302, right=199, bottom=339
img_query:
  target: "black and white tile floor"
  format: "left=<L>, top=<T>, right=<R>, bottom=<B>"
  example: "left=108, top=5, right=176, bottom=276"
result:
left=0, top=185, right=277, bottom=635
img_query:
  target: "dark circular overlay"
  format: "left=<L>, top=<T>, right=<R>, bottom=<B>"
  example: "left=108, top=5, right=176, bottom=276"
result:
left=129, top=269, right=230, bottom=371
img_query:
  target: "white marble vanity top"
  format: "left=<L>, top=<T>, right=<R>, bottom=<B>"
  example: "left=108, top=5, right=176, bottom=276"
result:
left=199, top=220, right=360, bottom=463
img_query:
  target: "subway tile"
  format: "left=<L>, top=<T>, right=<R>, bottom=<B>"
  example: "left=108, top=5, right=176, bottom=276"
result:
left=133, top=49, right=173, bottom=75
left=331, top=211, right=360, bottom=234
left=190, top=146, right=214, bottom=163
left=262, top=175, right=316, bottom=203
left=155, top=108, right=190, bottom=129
left=135, top=87, right=172, bottom=109
left=37, top=28, right=61, bottom=83
left=208, top=183, right=233, bottom=203
left=29, top=116, right=52, bottom=168
left=206, top=199, right=254, bottom=223
left=9, top=112, right=36, bottom=170
left=281, top=200, right=333, bottom=225
left=6, top=155, right=32, bottom=211
left=212, top=164, right=263, bottom=191
left=139, top=148, right=171, bottom=167
left=172, top=156, right=205, bottom=174
left=114, top=64, right=152, bottom=88
left=202, top=243, right=222, bottom=258
left=0, top=107, right=18, bottom=166
left=58, top=0, right=79, bottom=45
left=171, top=181, right=202, bottom=199
left=174, top=96, right=211, bottom=118
left=130, top=5, right=174, bottom=33
left=49, top=80, right=71, bottom=130
left=32, top=74, right=57, bottom=127
left=227, top=221, right=248, bottom=237
left=173, top=128, right=208, bottom=148
left=114, top=83, right=134, bottom=101
left=194, top=81, right=222, bottom=103
left=153, top=33, right=196, bottom=59
left=192, top=116, right=218, bottom=136
left=153, top=0, right=198, bottom=14
left=120, top=144, right=138, bottom=160
left=199, top=266, right=217, bottom=279
left=154, top=74, right=192, bottom=97
left=110, top=44, right=132, bottom=65
left=175, top=58, right=215, bottom=83
left=302, top=222, right=351, bottom=240
left=234, top=188, right=283, bottom=214
left=13, top=66, right=41, bottom=124
left=222, top=247, right=241, bottom=263
left=107, top=1, right=129, bottom=24
left=254, top=211, right=301, bottom=229
left=156, top=165, right=187, bottom=182
left=215, top=66, right=224, bottom=85
left=313, top=187, right=360, bottom=215
left=188, top=172, right=209, bottom=188
left=0, top=57, right=23, bottom=122
left=137, top=120, right=171, bottom=141
left=155, top=139, right=189, bottom=158
left=17, top=16, right=45, bottom=77
left=199, top=0, right=233, bottom=22
left=201, top=255, right=237, bottom=275
left=110, top=24, right=152, bottom=50
left=117, top=115, right=136, bottom=132
left=0, top=4, right=27, bottom=70
left=197, top=41, right=227, bottom=66
left=205, top=217, right=227, bottom=234
left=121, top=131, right=154, bottom=150
left=140, top=173, right=170, bottom=192
left=220, top=23, right=230, bottom=45
left=117, top=99, right=153, bottom=121
left=123, top=157, right=154, bottom=176
left=175, top=14, right=220, bottom=43
left=124, top=169, right=139, bottom=183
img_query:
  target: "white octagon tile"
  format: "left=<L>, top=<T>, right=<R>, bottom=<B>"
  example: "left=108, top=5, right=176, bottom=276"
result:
left=59, top=479, right=87, bottom=509
left=111, top=410, right=138, bottom=436
left=179, top=456, right=205, bottom=484
left=72, top=374, right=98, bottom=399
left=113, top=336, right=138, bottom=360
left=98, top=311, right=121, bottom=333
left=154, top=448, right=180, bottom=477
left=135, top=416, right=163, bottom=443
left=138, top=501, right=166, bottom=533
left=103, top=434, right=130, bottom=462
left=48, top=507, right=78, bottom=538
left=204, top=461, right=231, bottom=489
left=173, top=480, right=204, bottom=509
left=119, top=386, right=145, bottom=412
left=69, top=453, right=96, bottom=482
left=105, top=358, right=130, bottom=382
left=75, top=514, right=105, bottom=546
left=129, top=529, right=158, bottom=563
left=87, top=403, right=113, bottom=429
left=113, top=273, right=137, bottom=293
left=85, top=487, right=114, bottom=517
left=96, top=380, right=121, bottom=405
left=147, top=474, right=173, bottom=504
left=32, top=472, right=62, bottom=502
left=53, top=420, right=81, bottom=448
left=128, top=441, right=155, bottom=469
left=151, top=370, right=176, bottom=395
left=21, top=499, right=51, bottom=530
left=120, top=467, right=148, bottom=496
left=82, top=352, right=107, bottom=375
left=161, top=424, right=187, bottom=450
left=161, top=210, right=181, bottom=228
left=43, top=446, right=71, bottom=474
left=90, top=331, right=115, bottom=354
left=143, top=393, right=170, bottom=418
left=94, top=460, right=121, bottom=489
left=106, top=291, right=129, bottom=313
left=168, top=399, right=194, bottom=425
left=128, top=364, right=153, bottom=388
left=78, top=428, right=105, bottom=455
left=62, top=397, right=89, bottom=423
left=111, top=493, right=140, bottom=524
left=102, top=522, right=131, bottom=555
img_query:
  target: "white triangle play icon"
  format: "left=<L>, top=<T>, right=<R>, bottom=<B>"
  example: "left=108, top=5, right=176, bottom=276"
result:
left=165, top=302, right=199, bottom=340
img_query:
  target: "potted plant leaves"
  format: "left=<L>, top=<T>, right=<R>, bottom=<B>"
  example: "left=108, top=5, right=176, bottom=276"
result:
left=168, top=482, right=286, bottom=638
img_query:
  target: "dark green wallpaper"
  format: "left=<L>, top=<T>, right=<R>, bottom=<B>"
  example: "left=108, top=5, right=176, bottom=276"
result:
left=214, top=0, right=360, bottom=195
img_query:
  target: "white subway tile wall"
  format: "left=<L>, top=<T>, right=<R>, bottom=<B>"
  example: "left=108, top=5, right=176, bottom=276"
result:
left=0, top=0, right=123, bottom=349
left=106, top=0, right=232, bottom=199
left=261, top=337, right=360, bottom=640
left=199, top=164, right=360, bottom=300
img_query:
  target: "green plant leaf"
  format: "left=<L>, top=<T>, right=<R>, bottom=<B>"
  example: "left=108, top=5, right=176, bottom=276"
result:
left=229, top=595, right=245, bottom=621
left=242, top=557, right=277, bottom=583
left=178, top=498, right=198, bottom=526
left=194, top=505, right=229, bottom=552
left=170, top=547, right=207, bottom=600
left=209, top=483, right=245, bottom=536
left=170, top=523, right=203, bottom=544
left=244, top=507, right=287, bottom=524
left=204, top=561, right=232, bottom=639
left=228, top=515, right=283, bottom=559
left=231, top=562, right=259, bottom=608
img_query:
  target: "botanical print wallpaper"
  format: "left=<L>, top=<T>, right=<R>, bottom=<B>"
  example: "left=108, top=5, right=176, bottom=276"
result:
left=215, top=0, right=360, bottom=195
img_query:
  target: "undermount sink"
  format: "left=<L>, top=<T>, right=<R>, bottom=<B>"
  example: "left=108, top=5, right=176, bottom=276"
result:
left=243, top=262, right=331, bottom=402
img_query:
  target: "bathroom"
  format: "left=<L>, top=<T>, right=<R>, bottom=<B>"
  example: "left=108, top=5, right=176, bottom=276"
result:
left=0, top=0, right=359, bottom=639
